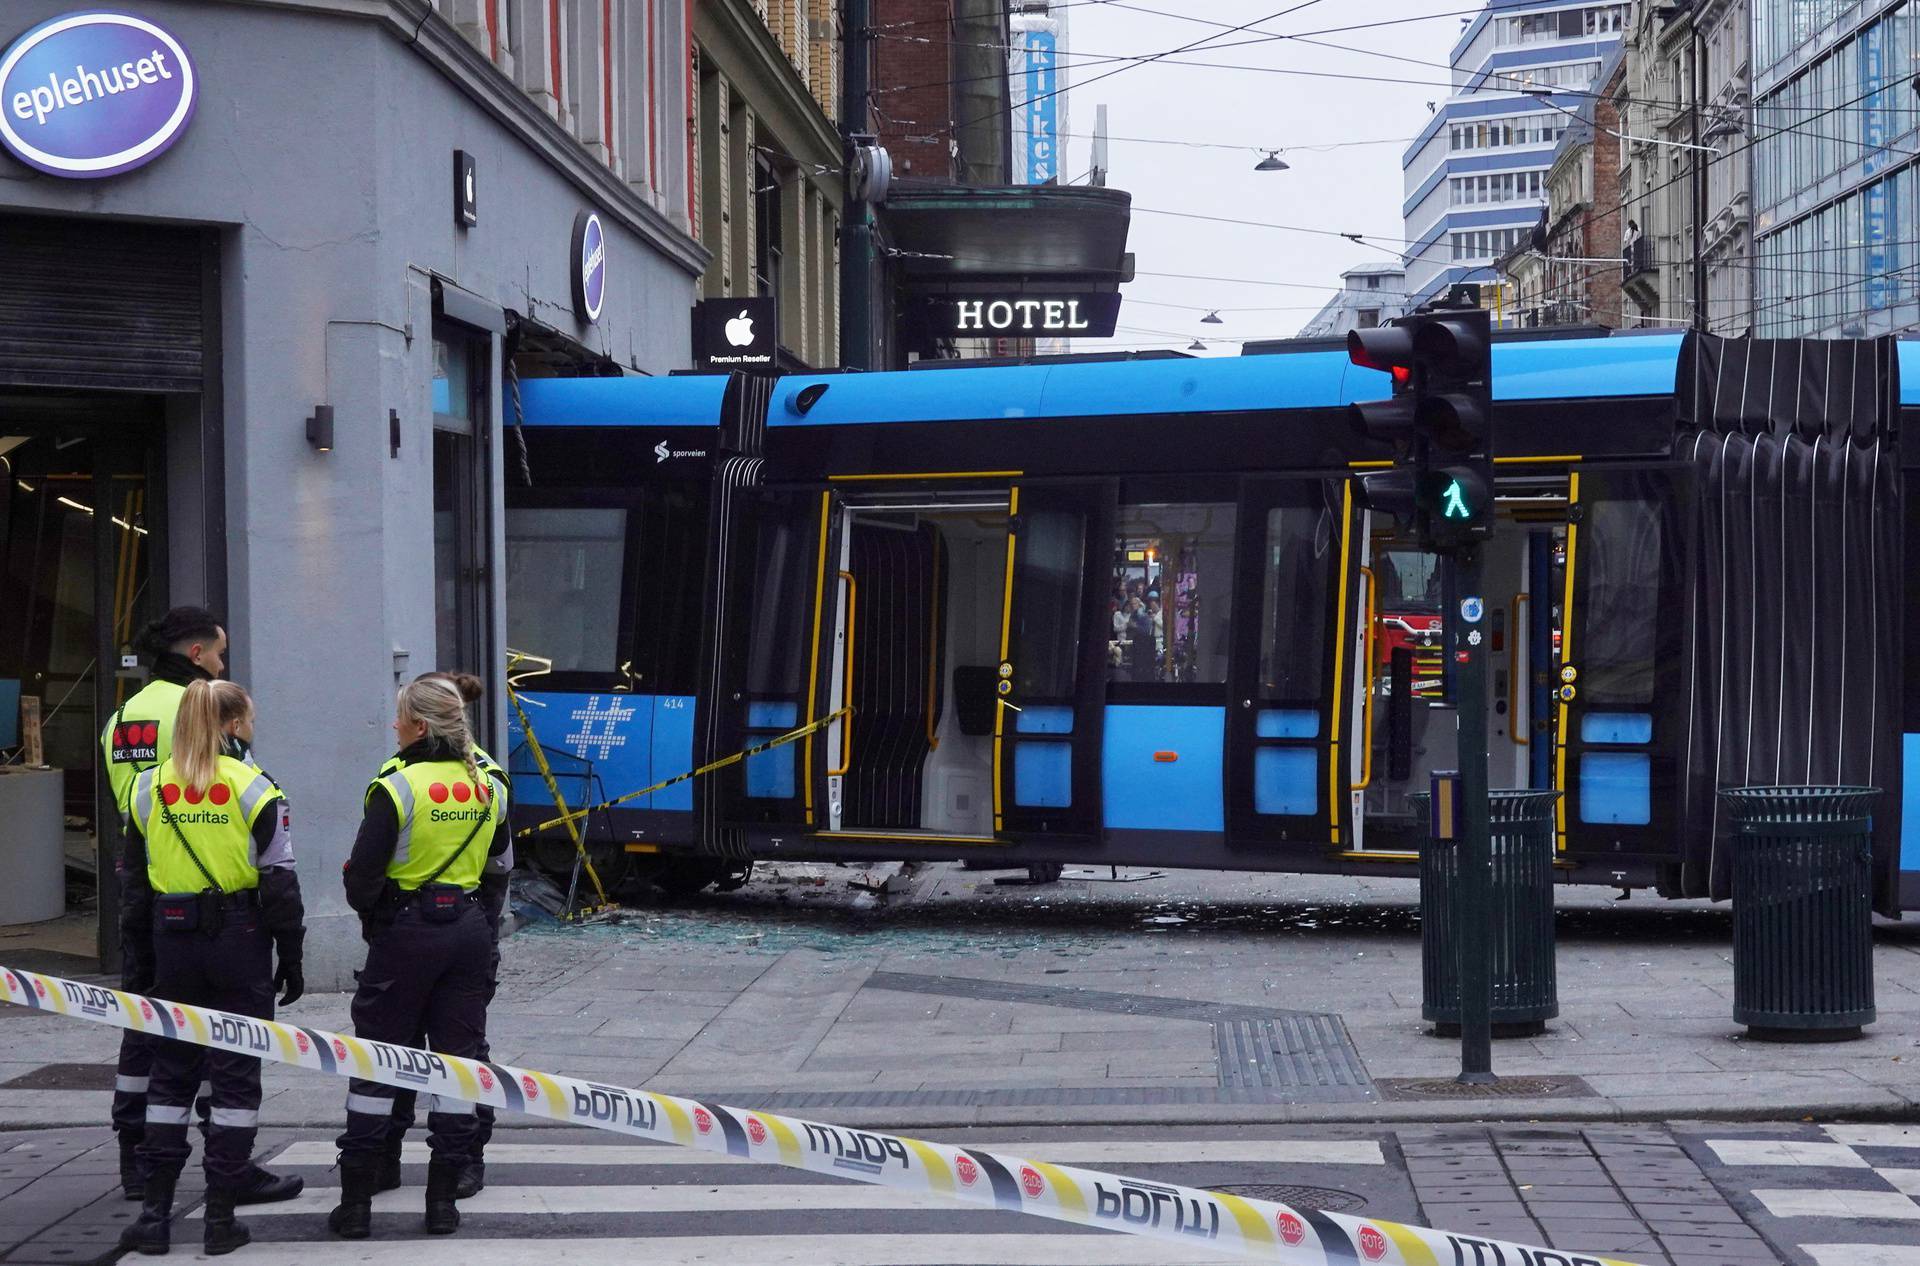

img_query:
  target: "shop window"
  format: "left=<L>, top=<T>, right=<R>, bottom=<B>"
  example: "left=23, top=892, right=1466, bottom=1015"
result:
left=1108, top=503, right=1235, bottom=685
left=504, top=508, right=625, bottom=673
left=432, top=323, right=493, bottom=730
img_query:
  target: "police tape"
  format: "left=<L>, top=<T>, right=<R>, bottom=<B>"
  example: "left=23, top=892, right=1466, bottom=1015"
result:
left=515, top=706, right=852, bottom=838
left=0, top=966, right=1643, bottom=1266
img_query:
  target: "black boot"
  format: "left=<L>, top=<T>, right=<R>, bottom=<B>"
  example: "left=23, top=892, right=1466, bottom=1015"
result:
left=424, top=1159, right=461, bottom=1235
left=119, top=1138, right=144, bottom=1201
left=327, top=1152, right=379, bottom=1240
left=118, top=1169, right=176, bottom=1256
left=376, top=1139, right=403, bottom=1194
left=201, top=1188, right=252, bottom=1257
left=231, top=1162, right=304, bottom=1205
left=453, top=1159, right=484, bottom=1200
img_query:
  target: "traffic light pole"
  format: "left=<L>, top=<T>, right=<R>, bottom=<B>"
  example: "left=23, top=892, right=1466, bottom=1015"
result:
left=1449, top=543, right=1496, bottom=1083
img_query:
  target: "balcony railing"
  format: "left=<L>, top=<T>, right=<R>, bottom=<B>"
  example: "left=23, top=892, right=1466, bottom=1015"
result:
left=1622, top=237, right=1655, bottom=282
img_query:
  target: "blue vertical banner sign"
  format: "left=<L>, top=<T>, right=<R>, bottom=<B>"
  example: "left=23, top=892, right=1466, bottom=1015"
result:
left=1862, top=21, right=1891, bottom=308
left=1025, top=29, right=1057, bottom=184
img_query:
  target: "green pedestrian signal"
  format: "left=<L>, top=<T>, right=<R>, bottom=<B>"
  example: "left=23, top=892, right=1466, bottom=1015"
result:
left=1441, top=478, right=1471, bottom=520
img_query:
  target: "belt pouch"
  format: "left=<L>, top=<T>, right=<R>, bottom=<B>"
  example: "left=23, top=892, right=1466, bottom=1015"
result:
left=154, top=892, right=201, bottom=932
left=415, top=883, right=465, bottom=924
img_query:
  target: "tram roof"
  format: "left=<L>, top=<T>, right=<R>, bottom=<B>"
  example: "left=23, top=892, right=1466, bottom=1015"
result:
left=508, top=332, right=1712, bottom=429
left=516, top=372, right=729, bottom=428
left=768, top=332, right=1688, bottom=427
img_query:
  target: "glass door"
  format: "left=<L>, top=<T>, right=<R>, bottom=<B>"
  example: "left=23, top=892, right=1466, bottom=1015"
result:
left=994, top=480, right=1113, bottom=840
left=1223, top=477, right=1355, bottom=849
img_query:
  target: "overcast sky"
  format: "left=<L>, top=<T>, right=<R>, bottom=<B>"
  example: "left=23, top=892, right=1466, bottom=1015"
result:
left=1055, top=0, right=1473, bottom=351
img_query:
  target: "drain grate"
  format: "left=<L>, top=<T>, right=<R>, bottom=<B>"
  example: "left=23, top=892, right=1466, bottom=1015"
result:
left=1, top=1063, right=118, bottom=1091
left=1377, top=1075, right=1592, bottom=1100
left=1210, top=1184, right=1368, bottom=1212
left=868, top=971, right=1376, bottom=1103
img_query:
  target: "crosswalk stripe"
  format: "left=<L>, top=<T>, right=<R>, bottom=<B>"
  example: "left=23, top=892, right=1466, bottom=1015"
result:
left=1705, top=1139, right=1869, bottom=1168
left=1807, top=1248, right=1920, bottom=1266
left=1879, top=1169, right=1920, bottom=1196
left=196, top=1183, right=1004, bottom=1218
left=270, top=1138, right=1385, bottom=1168
left=1753, top=1188, right=1920, bottom=1220
left=1824, top=1125, right=1920, bottom=1149
left=170, top=1233, right=1231, bottom=1265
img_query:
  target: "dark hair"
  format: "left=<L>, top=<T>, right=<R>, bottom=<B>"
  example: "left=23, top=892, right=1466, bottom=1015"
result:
left=418, top=670, right=484, bottom=704
left=135, top=606, right=223, bottom=659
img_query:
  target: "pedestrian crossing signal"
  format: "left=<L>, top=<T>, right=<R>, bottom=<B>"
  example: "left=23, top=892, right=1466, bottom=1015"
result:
left=1441, top=479, right=1471, bottom=520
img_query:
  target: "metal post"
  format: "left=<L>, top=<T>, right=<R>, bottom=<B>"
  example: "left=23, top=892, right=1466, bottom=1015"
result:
left=1690, top=21, right=1707, bottom=332
left=840, top=0, right=874, bottom=370
left=1450, top=544, right=1495, bottom=1082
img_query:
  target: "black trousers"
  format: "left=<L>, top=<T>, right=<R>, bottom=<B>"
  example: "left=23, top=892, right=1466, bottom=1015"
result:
left=389, top=933, right=499, bottom=1156
left=338, top=900, right=491, bottom=1166
left=136, top=914, right=274, bottom=1190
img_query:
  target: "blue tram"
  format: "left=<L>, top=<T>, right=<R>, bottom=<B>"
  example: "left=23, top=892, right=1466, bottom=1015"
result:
left=503, top=329, right=1915, bottom=910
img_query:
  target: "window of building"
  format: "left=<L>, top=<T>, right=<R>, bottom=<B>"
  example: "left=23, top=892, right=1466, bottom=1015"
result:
left=1108, top=503, right=1235, bottom=685
left=1365, top=275, right=1380, bottom=289
left=1356, top=307, right=1381, bottom=327
left=754, top=153, right=782, bottom=301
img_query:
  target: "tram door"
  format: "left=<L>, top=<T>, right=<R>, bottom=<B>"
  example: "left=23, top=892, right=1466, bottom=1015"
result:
left=1223, top=477, right=1359, bottom=849
left=818, top=488, right=1020, bottom=841
left=1349, top=484, right=1557, bottom=851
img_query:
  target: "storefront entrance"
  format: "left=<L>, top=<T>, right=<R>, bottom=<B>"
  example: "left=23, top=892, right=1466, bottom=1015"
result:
left=0, top=400, right=167, bottom=968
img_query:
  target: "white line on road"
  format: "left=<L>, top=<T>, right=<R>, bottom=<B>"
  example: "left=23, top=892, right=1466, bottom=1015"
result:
left=1753, top=1188, right=1920, bottom=1220
left=1825, top=1125, right=1920, bottom=1149
left=1807, top=1248, right=1920, bottom=1266
left=270, top=1139, right=1385, bottom=1168
left=1879, top=1169, right=1920, bottom=1196
left=1705, top=1139, right=1870, bottom=1168
left=172, top=1234, right=1233, bottom=1265
left=196, top=1184, right=1032, bottom=1218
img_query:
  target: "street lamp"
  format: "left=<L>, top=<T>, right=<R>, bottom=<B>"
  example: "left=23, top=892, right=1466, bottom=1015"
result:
left=1188, top=339, right=1208, bottom=351
left=1255, top=150, right=1290, bottom=172
left=1201, top=310, right=1224, bottom=324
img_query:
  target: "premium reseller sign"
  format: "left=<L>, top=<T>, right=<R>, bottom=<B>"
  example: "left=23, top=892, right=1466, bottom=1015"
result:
left=0, top=11, right=198, bottom=179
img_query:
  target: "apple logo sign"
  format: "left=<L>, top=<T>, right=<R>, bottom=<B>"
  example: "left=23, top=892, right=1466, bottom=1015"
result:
left=725, top=310, right=756, bottom=348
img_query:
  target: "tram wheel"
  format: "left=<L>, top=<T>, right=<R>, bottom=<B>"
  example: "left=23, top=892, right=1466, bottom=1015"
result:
left=1026, top=861, right=1064, bottom=885
left=652, top=858, right=724, bottom=897
left=712, top=862, right=754, bottom=893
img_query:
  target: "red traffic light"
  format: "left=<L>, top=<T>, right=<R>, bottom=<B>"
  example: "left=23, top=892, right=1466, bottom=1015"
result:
left=1347, top=326, right=1415, bottom=380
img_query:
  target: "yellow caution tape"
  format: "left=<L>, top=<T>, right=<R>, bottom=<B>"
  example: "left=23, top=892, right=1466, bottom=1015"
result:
left=0, top=966, right=1644, bottom=1266
left=515, top=706, right=851, bottom=839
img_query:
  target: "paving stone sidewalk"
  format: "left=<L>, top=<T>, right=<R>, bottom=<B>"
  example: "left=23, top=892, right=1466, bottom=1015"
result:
left=1, top=867, right=1917, bottom=1129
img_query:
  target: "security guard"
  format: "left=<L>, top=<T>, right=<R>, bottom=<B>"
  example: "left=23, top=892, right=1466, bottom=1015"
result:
left=370, top=671, right=510, bottom=1202
left=333, top=676, right=508, bottom=1239
left=118, top=681, right=306, bottom=1257
left=101, top=607, right=301, bottom=1208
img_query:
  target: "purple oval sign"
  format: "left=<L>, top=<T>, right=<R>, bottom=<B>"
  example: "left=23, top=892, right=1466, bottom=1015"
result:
left=0, top=11, right=197, bottom=179
left=570, top=210, right=606, bottom=324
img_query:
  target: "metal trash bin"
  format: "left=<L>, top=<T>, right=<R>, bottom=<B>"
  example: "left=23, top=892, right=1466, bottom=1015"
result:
left=1413, top=790, right=1562, bottom=1037
left=1721, top=786, right=1878, bottom=1041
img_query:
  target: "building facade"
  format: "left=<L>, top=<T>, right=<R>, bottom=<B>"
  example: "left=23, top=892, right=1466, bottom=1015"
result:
left=1401, top=0, right=1628, bottom=310
left=0, top=0, right=703, bottom=977
left=1615, top=0, right=1750, bottom=331
left=1499, top=52, right=1627, bottom=327
left=1751, top=0, right=1911, bottom=337
left=693, top=0, right=843, bottom=369
left=1296, top=264, right=1410, bottom=339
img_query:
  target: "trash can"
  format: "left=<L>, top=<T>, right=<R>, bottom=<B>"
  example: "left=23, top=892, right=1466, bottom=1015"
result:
left=1721, top=786, right=1877, bottom=1041
left=1414, top=790, right=1562, bottom=1037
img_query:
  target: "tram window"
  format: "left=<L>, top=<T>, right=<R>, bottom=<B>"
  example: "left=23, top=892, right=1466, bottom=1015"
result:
left=1011, top=508, right=1086, bottom=699
left=1580, top=495, right=1662, bottom=707
left=1258, top=505, right=1335, bottom=700
left=744, top=515, right=813, bottom=697
left=1109, top=503, right=1235, bottom=685
left=505, top=508, right=627, bottom=673
left=1377, top=548, right=1441, bottom=611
